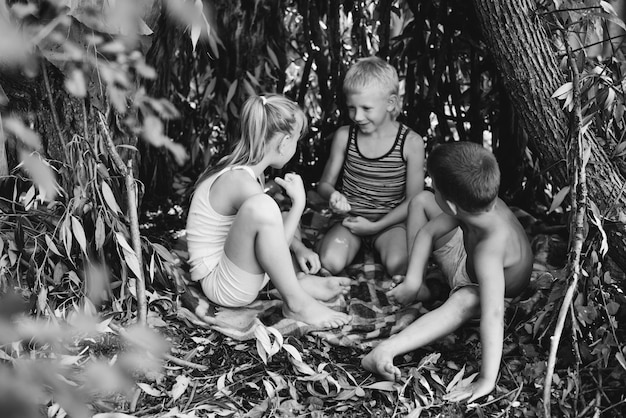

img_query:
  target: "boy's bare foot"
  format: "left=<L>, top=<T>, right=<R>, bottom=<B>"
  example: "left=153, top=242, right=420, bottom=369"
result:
left=298, top=274, right=353, bottom=301
left=386, top=282, right=420, bottom=305
left=361, top=345, right=401, bottom=381
left=283, top=299, right=351, bottom=329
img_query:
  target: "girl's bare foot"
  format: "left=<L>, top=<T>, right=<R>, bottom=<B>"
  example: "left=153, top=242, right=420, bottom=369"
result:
left=298, top=274, right=353, bottom=301
left=282, top=298, right=351, bottom=329
left=361, top=345, right=401, bottom=381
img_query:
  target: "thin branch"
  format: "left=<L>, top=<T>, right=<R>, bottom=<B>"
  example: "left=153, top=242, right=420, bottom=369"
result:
left=538, top=6, right=602, bottom=16
left=543, top=27, right=588, bottom=418
left=125, top=159, right=147, bottom=325
left=164, top=353, right=208, bottom=371
left=41, top=60, right=70, bottom=164
left=570, top=33, right=626, bottom=54
left=97, top=112, right=147, bottom=325
left=0, top=113, right=8, bottom=177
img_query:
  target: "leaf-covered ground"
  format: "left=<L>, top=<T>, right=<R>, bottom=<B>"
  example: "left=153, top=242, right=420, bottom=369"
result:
left=2, top=196, right=625, bottom=418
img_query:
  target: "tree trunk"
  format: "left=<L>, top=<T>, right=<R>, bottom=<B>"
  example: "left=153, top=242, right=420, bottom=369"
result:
left=473, top=0, right=626, bottom=273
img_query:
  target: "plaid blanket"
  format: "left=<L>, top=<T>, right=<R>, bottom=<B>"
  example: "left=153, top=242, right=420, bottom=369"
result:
left=176, top=197, right=565, bottom=349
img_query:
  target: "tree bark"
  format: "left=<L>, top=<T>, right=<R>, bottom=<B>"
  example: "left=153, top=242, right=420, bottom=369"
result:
left=473, top=0, right=626, bottom=273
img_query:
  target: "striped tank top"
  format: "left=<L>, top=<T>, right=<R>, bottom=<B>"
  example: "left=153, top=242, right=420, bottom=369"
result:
left=339, top=123, right=410, bottom=221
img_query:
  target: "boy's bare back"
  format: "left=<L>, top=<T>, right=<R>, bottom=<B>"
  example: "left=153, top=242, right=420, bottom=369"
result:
left=461, top=198, right=533, bottom=298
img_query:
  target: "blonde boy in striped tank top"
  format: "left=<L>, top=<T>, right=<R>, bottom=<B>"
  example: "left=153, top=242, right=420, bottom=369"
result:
left=317, top=57, right=425, bottom=277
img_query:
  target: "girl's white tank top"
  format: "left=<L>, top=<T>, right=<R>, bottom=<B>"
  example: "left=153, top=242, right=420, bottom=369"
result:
left=186, top=166, right=257, bottom=281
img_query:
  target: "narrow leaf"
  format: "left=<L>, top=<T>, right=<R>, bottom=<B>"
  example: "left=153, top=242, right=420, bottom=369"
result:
left=71, top=216, right=87, bottom=254
left=266, top=45, right=279, bottom=68
left=361, top=381, right=397, bottom=391
left=552, top=81, right=573, bottom=99
left=95, top=214, right=106, bottom=250
left=101, top=181, right=122, bottom=214
left=137, top=382, right=163, bottom=397
left=616, top=351, right=626, bottom=371
left=445, top=365, right=466, bottom=392
left=45, top=234, right=62, bottom=256
left=548, top=186, right=570, bottom=214
left=225, top=80, right=238, bottom=106
left=282, top=343, right=302, bottom=362
left=115, top=233, right=142, bottom=278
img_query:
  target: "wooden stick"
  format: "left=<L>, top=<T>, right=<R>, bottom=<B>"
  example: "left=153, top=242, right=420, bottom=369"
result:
left=97, top=113, right=147, bottom=325
left=163, top=353, right=208, bottom=371
left=543, top=27, right=588, bottom=418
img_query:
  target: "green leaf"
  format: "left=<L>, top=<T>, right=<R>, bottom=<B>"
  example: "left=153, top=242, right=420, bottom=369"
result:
left=445, top=365, right=466, bottom=392
left=71, top=216, right=87, bottom=254
left=115, top=232, right=142, bottom=279
left=95, top=214, right=105, bottom=250
left=362, top=381, right=397, bottom=391
left=152, top=243, right=175, bottom=263
left=137, top=382, right=163, bottom=397
left=552, top=81, right=573, bottom=99
left=101, top=181, right=122, bottom=214
left=62, top=218, right=73, bottom=256
left=45, top=234, right=62, bottom=256
left=266, top=45, right=280, bottom=68
left=614, top=141, right=626, bottom=157
left=334, top=388, right=357, bottom=401
left=65, top=68, right=87, bottom=97
left=225, top=79, right=238, bottom=106
left=606, top=301, right=620, bottom=316
left=254, top=325, right=271, bottom=364
left=616, top=351, right=626, bottom=371
left=170, top=374, right=190, bottom=401
left=282, top=343, right=302, bottom=362
left=548, top=186, right=570, bottom=213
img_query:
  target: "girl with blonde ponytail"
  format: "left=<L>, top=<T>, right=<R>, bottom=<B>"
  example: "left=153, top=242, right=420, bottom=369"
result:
left=186, top=94, right=351, bottom=329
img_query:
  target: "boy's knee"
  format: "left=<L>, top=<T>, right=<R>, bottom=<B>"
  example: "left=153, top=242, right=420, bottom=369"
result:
left=383, top=253, right=407, bottom=276
left=409, top=191, right=432, bottom=213
left=450, top=287, right=480, bottom=318
left=319, top=250, right=346, bottom=275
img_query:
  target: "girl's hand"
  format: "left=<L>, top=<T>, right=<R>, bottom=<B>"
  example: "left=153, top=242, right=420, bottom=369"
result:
left=275, top=173, right=306, bottom=208
left=329, top=191, right=351, bottom=213
left=294, top=246, right=321, bottom=274
left=341, top=216, right=377, bottom=236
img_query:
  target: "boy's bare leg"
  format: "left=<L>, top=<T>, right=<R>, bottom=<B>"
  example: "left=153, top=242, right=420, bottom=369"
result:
left=407, top=191, right=442, bottom=254
left=374, top=226, right=408, bottom=276
left=362, top=287, right=479, bottom=380
left=225, top=194, right=350, bottom=329
left=287, top=224, right=353, bottom=301
left=318, top=223, right=361, bottom=274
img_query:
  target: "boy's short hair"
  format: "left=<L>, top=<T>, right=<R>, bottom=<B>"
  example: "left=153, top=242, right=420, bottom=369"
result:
left=343, top=56, right=399, bottom=96
left=427, top=141, right=500, bottom=213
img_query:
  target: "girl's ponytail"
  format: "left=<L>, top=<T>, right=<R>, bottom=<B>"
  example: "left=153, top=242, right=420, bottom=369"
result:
left=195, top=94, right=307, bottom=186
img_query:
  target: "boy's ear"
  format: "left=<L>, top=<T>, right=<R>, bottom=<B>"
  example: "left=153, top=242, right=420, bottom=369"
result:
left=387, top=94, right=399, bottom=112
left=445, top=199, right=458, bottom=215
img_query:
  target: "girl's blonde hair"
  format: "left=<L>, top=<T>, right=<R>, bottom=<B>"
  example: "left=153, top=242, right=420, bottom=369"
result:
left=197, top=94, right=307, bottom=184
left=343, top=56, right=402, bottom=119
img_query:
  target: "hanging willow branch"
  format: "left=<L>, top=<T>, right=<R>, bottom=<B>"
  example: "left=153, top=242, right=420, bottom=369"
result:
left=543, top=28, right=588, bottom=418
left=97, top=113, right=148, bottom=325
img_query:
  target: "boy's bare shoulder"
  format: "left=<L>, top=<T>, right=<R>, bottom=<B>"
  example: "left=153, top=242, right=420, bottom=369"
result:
left=403, top=130, right=425, bottom=156
left=333, top=125, right=351, bottom=141
left=328, top=126, right=351, bottom=152
left=405, top=129, right=424, bottom=142
left=475, top=202, right=530, bottom=257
